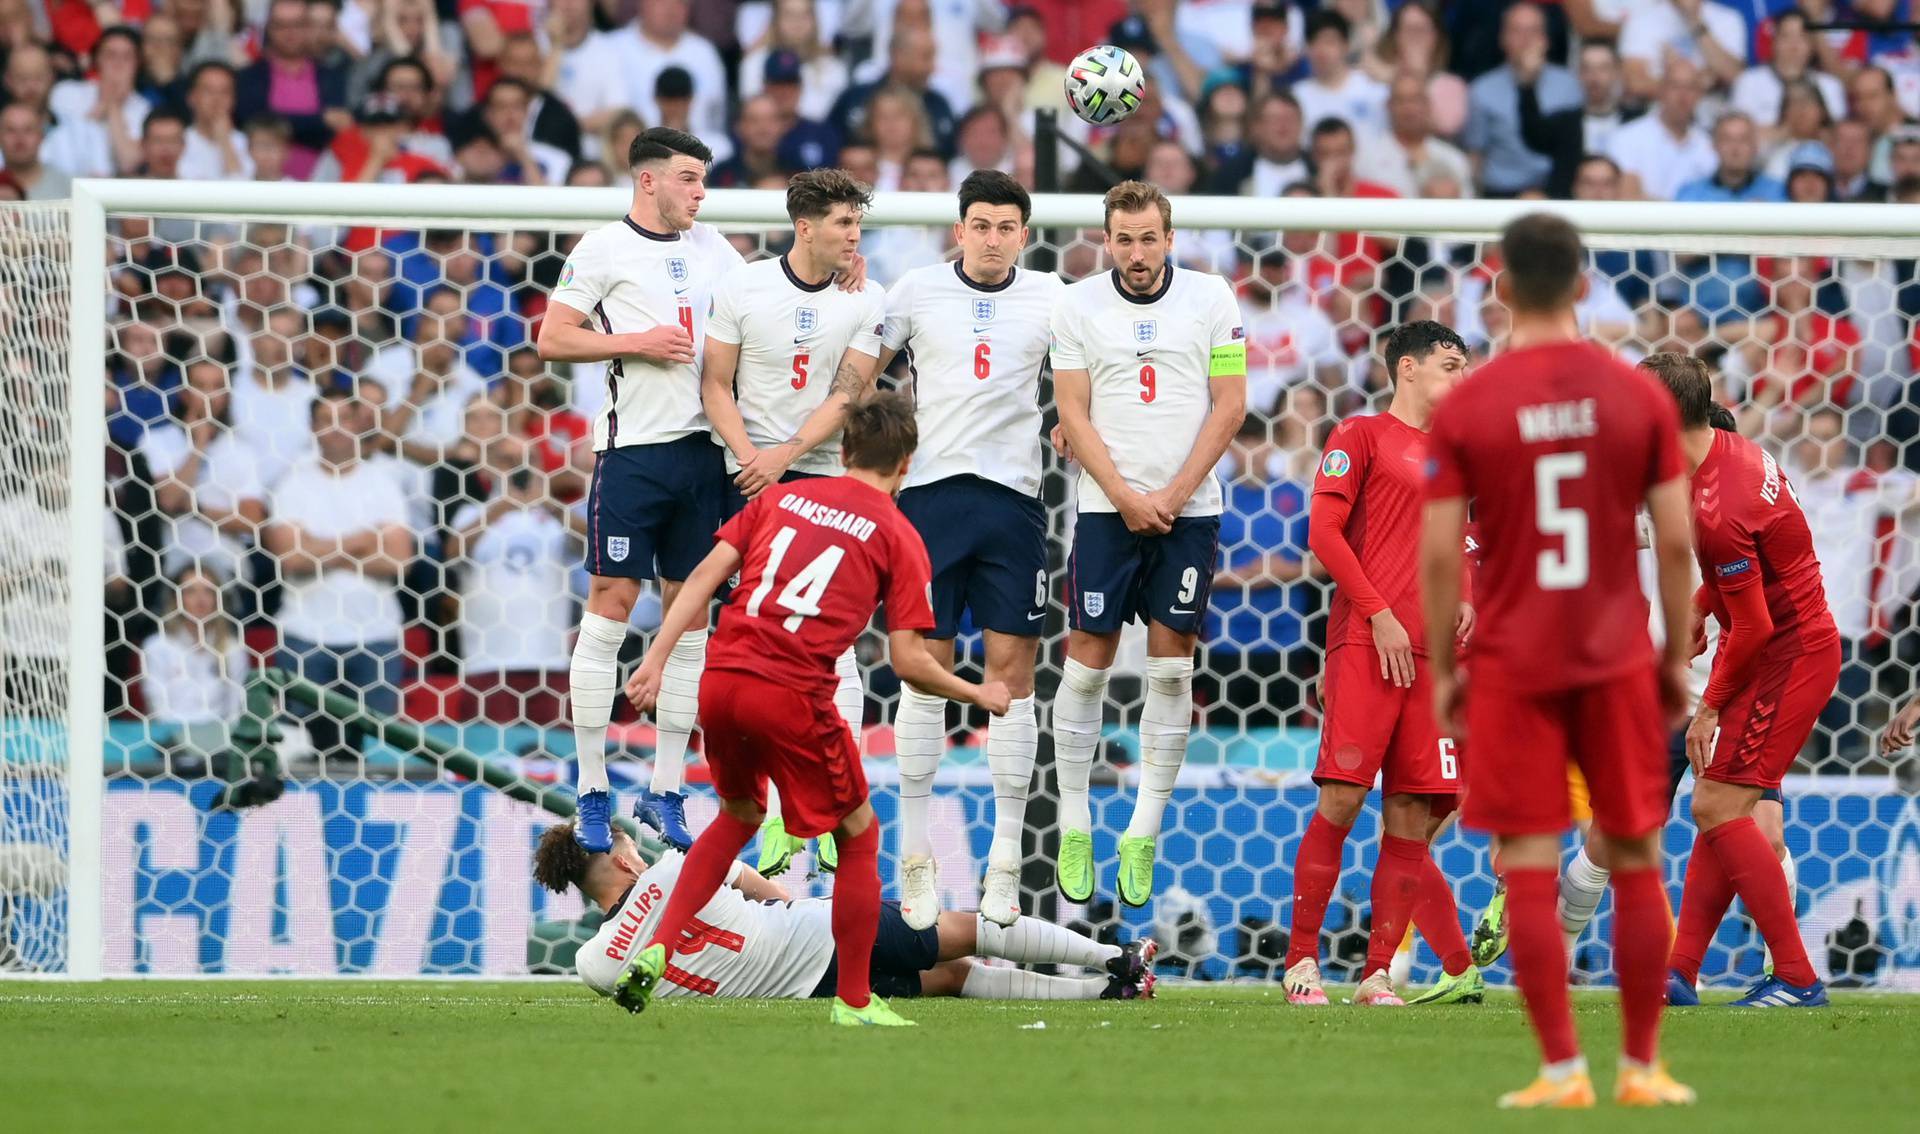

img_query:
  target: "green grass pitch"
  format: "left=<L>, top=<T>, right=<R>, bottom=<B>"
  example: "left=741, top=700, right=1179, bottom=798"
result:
left=3, top=982, right=1916, bottom=1132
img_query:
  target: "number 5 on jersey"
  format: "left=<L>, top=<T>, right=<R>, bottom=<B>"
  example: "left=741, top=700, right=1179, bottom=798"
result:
left=1534, top=453, right=1589, bottom=590
left=746, top=526, right=845, bottom=631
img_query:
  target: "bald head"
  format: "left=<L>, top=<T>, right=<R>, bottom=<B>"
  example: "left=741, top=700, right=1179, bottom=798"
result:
left=3, top=42, right=54, bottom=110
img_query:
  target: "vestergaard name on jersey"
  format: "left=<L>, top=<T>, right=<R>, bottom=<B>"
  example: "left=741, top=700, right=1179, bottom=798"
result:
left=778, top=494, right=878, bottom=542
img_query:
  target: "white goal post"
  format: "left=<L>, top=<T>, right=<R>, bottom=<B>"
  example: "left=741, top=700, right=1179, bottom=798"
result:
left=20, top=180, right=1920, bottom=980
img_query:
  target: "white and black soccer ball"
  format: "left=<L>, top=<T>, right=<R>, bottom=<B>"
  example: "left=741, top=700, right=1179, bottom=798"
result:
left=1064, top=44, right=1146, bottom=126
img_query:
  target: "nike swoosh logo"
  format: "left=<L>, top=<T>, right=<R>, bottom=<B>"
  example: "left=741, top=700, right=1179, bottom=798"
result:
left=1027, top=611, right=1045, bottom=621
left=1136, top=348, right=1153, bottom=357
left=675, top=286, right=690, bottom=295
left=973, top=327, right=992, bottom=334
left=1170, top=606, right=1195, bottom=615
left=793, top=337, right=811, bottom=345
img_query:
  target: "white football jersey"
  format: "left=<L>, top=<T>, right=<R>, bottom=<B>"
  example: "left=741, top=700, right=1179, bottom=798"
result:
left=575, top=851, right=835, bottom=1001
left=1049, top=267, right=1244, bottom=518
left=882, top=261, right=1062, bottom=497
left=550, top=218, right=746, bottom=450
left=1637, top=513, right=1715, bottom=709
left=708, top=256, right=887, bottom=476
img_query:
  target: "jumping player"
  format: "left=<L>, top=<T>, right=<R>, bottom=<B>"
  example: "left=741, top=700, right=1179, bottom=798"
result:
left=1650, top=354, right=1838, bottom=1009
left=534, top=826, right=1157, bottom=1004
left=1283, top=320, right=1484, bottom=1009
left=873, top=170, right=1064, bottom=929
left=616, top=393, right=1010, bottom=1026
left=700, top=168, right=888, bottom=875
left=1048, top=180, right=1247, bottom=908
left=1421, top=212, right=1698, bottom=1108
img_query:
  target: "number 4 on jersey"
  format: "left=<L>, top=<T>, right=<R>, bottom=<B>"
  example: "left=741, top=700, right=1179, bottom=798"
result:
left=745, top=526, right=846, bottom=631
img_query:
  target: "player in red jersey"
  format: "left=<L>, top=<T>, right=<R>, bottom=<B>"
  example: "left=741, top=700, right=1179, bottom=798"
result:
left=1421, top=213, right=1698, bottom=1110
left=1644, top=353, right=1838, bottom=1009
left=613, top=393, right=1011, bottom=1027
left=1283, top=320, right=1483, bottom=1009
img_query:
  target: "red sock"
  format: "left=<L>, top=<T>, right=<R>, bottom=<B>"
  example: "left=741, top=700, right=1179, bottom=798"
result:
left=1366, top=835, right=1426, bottom=975
left=1287, top=813, right=1352, bottom=967
left=1507, top=868, right=1580, bottom=1066
left=1705, top=817, right=1818, bottom=986
left=831, top=823, right=882, bottom=1008
left=1670, top=831, right=1732, bottom=984
left=644, top=810, right=757, bottom=954
left=1611, top=867, right=1669, bottom=1065
left=1412, top=853, right=1473, bottom=976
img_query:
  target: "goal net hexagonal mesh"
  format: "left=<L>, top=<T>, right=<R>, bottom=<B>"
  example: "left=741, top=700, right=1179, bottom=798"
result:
left=4, top=186, right=1917, bottom=988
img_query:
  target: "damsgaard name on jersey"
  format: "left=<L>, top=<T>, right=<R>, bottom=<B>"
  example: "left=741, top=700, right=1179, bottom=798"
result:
left=778, top=494, right=878, bottom=542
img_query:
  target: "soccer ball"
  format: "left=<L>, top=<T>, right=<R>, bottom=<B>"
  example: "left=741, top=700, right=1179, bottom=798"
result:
left=1064, top=45, right=1146, bottom=126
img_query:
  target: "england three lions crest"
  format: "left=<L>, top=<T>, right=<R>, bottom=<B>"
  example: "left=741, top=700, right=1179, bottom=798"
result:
left=1133, top=319, right=1157, bottom=344
left=667, top=258, right=689, bottom=284
left=795, top=307, right=819, bottom=334
left=972, top=299, right=996, bottom=322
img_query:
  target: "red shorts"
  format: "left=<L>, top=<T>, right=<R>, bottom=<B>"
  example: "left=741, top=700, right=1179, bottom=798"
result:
left=1705, top=640, right=1842, bottom=790
left=1314, top=646, right=1461, bottom=797
left=699, top=670, right=866, bottom=839
left=1460, top=666, right=1669, bottom=839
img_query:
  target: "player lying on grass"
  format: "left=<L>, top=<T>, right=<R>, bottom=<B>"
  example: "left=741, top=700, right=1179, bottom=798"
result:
left=616, top=393, right=1008, bottom=1027
left=534, top=826, right=1158, bottom=1005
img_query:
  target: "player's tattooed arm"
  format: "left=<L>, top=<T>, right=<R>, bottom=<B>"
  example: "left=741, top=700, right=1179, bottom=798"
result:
left=737, top=350, right=883, bottom=496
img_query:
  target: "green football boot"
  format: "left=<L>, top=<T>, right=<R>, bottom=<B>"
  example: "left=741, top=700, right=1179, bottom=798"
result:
left=755, top=816, right=807, bottom=878
left=1471, top=880, right=1510, bottom=967
left=1056, top=828, right=1095, bottom=902
left=1408, top=963, right=1487, bottom=1005
left=829, top=995, right=916, bottom=1027
left=612, top=943, right=665, bottom=1015
left=1116, top=835, right=1156, bottom=908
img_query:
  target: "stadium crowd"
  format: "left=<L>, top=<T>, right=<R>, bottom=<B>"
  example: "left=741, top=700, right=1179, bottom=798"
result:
left=0, top=0, right=1916, bottom=774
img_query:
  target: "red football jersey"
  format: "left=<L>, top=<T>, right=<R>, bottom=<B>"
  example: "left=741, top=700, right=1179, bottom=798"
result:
left=1425, top=341, right=1685, bottom=693
left=709, top=477, right=935, bottom=695
left=1315, top=413, right=1433, bottom=654
left=1692, top=429, right=1839, bottom=658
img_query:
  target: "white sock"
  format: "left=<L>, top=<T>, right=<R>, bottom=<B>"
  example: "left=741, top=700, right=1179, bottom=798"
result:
left=568, top=611, right=626, bottom=795
left=959, top=964, right=1110, bottom=1001
left=987, top=695, right=1038, bottom=864
left=894, top=683, right=946, bottom=859
left=975, top=914, right=1121, bottom=969
left=1052, top=658, right=1109, bottom=834
left=765, top=782, right=782, bottom=822
left=834, top=647, right=864, bottom=755
left=1125, top=656, right=1193, bottom=840
left=1779, top=846, right=1797, bottom=906
left=1558, top=844, right=1610, bottom=940
left=648, top=624, right=706, bottom=794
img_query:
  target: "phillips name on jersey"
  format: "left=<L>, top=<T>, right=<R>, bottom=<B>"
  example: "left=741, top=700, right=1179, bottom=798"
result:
left=1048, top=266, right=1244, bottom=518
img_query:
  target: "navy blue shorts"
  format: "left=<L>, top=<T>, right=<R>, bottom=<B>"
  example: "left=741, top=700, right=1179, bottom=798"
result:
left=808, top=900, right=940, bottom=1000
left=723, top=469, right=823, bottom=519
left=897, top=475, right=1048, bottom=638
left=1067, top=512, right=1220, bottom=635
left=584, top=434, right=726, bottom=581
left=1666, top=725, right=1783, bottom=805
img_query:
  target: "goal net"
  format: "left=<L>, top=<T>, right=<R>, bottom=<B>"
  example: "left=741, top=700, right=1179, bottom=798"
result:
left=5, top=183, right=1918, bottom=987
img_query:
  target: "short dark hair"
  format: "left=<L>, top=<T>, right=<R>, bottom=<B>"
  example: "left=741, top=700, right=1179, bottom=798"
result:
left=1310, top=116, right=1353, bottom=144
left=1639, top=352, right=1715, bottom=429
left=377, top=55, right=434, bottom=93
left=1306, top=8, right=1351, bottom=43
left=142, top=107, right=188, bottom=140
left=1383, top=320, right=1468, bottom=381
left=1707, top=402, right=1738, bottom=432
left=486, top=76, right=535, bottom=106
left=629, top=126, right=713, bottom=169
left=841, top=390, right=919, bottom=471
left=244, top=113, right=292, bottom=141
left=958, top=169, right=1031, bottom=224
left=185, top=60, right=237, bottom=94
left=785, top=167, right=874, bottom=222
left=533, top=823, right=593, bottom=896
left=1499, top=212, right=1585, bottom=313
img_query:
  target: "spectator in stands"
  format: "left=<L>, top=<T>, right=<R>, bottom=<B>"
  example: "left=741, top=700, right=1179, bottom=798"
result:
left=1720, top=258, right=1864, bottom=407
left=1760, top=78, right=1838, bottom=180
left=314, top=92, right=447, bottom=185
left=544, top=0, right=623, bottom=159
left=51, top=25, right=150, bottom=176
left=107, top=318, right=180, bottom=450
left=0, top=455, right=128, bottom=716
left=170, top=0, right=248, bottom=71
left=138, top=564, right=251, bottom=773
left=1577, top=39, right=1632, bottom=156
left=366, top=287, right=486, bottom=523
left=1831, top=117, right=1882, bottom=200
left=135, top=109, right=188, bottom=182
left=1733, top=11, right=1847, bottom=134
left=265, top=384, right=412, bottom=766
left=1364, top=1, right=1466, bottom=139
left=176, top=62, right=252, bottom=181
left=1292, top=9, right=1388, bottom=135
left=1851, top=66, right=1914, bottom=184
left=1464, top=2, right=1579, bottom=197
left=1208, top=91, right=1307, bottom=197
left=863, top=83, right=935, bottom=191
left=232, top=307, right=318, bottom=485
left=1355, top=72, right=1473, bottom=199
left=237, top=0, right=351, bottom=180
left=446, top=466, right=580, bottom=726
left=456, top=0, right=531, bottom=98
left=739, top=0, right=851, bottom=123
left=608, top=0, right=730, bottom=159
left=141, top=13, right=189, bottom=109
left=144, top=356, right=266, bottom=581
left=472, top=77, right=568, bottom=185
left=1201, top=405, right=1324, bottom=729
left=762, top=50, right=842, bottom=174
left=372, top=56, right=455, bottom=168
left=494, top=34, right=582, bottom=162
left=1783, top=140, right=1838, bottom=201
left=1607, top=56, right=1717, bottom=199
left=1241, top=246, right=1350, bottom=413
left=246, top=114, right=295, bottom=183
left=950, top=103, right=1014, bottom=183
left=5, top=43, right=111, bottom=180
left=1620, top=0, right=1747, bottom=102
left=0, top=104, right=72, bottom=200
left=829, top=23, right=956, bottom=158
left=711, top=93, right=786, bottom=188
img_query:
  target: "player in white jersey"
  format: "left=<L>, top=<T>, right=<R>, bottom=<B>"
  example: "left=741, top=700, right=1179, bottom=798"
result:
left=534, top=825, right=1159, bottom=1005
left=869, top=171, right=1064, bottom=930
left=700, top=168, right=888, bottom=877
left=1047, top=181, right=1248, bottom=909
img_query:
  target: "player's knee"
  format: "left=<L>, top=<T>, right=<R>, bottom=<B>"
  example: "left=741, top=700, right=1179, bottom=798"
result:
left=1603, top=834, right=1659, bottom=873
left=1380, top=793, right=1431, bottom=839
left=984, top=659, right=1036, bottom=700
left=585, top=577, right=641, bottom=621
left=1318, top=784, right=1365, bottom=827
left=719, top=796, right=765, bottom=826
left=1058, top=656, right=1111, bottom=704
left=1144, top=655, right=1194, bottom=698
left=1689, top=786, right=1744, bottom=831
left=835, top=801, right=876, bottom=840
left=922, top=958, right=972, bottom=997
